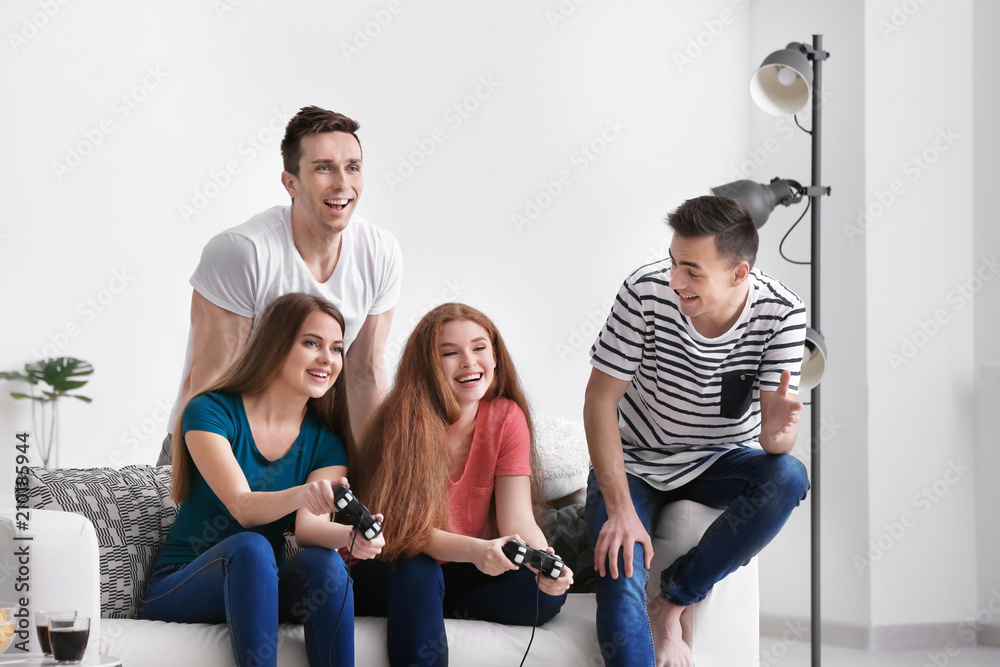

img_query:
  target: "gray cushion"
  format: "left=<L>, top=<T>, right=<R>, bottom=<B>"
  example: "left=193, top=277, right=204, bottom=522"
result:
left=23, top=465, right=177, bottom=619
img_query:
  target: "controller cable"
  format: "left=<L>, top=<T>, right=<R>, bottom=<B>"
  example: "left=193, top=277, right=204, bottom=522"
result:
left=518, top=569, right=542, bottom=667
left=330, top=525, right=359, bottom=646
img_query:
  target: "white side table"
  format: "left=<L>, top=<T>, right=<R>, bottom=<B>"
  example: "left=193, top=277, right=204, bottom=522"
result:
left=0, top=655, right=122, bottom=666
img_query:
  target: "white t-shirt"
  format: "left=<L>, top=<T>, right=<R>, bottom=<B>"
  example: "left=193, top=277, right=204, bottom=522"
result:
left=168, top=205, right=403, bottom=428
left=590, top=259, right=805, bottom=491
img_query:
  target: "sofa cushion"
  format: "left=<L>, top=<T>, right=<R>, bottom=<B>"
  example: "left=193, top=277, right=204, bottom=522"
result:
left=533, top=415, right=591, bottom=501
left=23, top=465, right=177, bottom=619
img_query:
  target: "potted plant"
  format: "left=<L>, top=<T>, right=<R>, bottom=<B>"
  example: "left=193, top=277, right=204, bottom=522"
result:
left=0, top=357, right=93, bottom=469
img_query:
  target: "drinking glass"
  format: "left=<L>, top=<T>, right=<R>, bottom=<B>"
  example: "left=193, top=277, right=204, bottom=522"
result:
left=35, top=610, right=76, bottom=656
left=49, top=616, right=90, bottom=664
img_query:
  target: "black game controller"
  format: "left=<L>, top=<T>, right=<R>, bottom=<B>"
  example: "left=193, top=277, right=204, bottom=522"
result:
left=333, top=486, right=382, bottom=541
left=502, top=540, right=564, bottom=579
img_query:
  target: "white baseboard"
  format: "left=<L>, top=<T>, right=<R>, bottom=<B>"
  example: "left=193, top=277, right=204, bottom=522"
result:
left=761, top=616, right=1000, bottom=651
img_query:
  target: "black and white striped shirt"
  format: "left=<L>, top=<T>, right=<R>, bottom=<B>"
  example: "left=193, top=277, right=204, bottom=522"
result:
left=590, top=259, right=806, bottom=491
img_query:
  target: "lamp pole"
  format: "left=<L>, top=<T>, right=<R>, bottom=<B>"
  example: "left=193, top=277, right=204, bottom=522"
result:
left=807, top=33, right=830, bottom=667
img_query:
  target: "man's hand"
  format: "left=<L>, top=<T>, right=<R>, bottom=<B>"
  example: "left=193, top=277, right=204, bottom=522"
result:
left=594, top=509, right=653, bottom=579
left=759, top=370, right=802, bottom=454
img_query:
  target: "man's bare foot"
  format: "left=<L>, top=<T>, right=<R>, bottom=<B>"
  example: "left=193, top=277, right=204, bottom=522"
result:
left=648, top=595, right=694, bottom=667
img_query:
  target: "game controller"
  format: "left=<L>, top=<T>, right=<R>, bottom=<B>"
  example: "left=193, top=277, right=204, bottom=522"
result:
left=502, top=540, right=564, bottom=579
left=333, top=485, right=382, bottom=541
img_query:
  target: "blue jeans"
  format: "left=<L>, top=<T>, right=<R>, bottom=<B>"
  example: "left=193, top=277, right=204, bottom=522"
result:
left=585, top=447, right=809, bottom=667
left=352, top=553, right=567, bottom=667
left=138, top=532, right=353, bottom=667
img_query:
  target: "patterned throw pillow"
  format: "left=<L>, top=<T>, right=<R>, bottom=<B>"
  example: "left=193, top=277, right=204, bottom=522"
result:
left=23, top=465, right=177, bottom=619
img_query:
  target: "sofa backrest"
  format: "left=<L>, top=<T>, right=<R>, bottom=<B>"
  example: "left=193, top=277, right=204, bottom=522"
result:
left=23, top=465, right=177, bottom=619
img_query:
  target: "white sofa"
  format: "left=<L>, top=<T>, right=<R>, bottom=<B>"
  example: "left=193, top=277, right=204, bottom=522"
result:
left=3, top=418, right=760, bottom=666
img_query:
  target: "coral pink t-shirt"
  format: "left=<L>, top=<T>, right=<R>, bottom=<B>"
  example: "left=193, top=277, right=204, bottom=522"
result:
left=447, top=398, right=532, bottom=539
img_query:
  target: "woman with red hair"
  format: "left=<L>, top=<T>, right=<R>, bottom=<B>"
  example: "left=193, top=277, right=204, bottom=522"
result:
left=351, top=303, right=573, bottom=666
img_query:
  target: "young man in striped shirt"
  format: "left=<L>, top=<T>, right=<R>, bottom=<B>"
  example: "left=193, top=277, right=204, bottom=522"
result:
left=584, top=196, right=810, bottom=667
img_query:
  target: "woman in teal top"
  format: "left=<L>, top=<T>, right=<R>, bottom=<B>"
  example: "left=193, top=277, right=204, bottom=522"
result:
left=139, top=293, right=384, bottom=667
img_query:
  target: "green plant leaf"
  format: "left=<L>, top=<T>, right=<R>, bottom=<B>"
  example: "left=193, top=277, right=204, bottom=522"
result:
left=59, top=380, right=89, bottom=391
left=0, top=371, right=35, bottom=383
left=71, top=395, right=93, bottom=403
left=39, top=357, right=94, bottom=392
left=10, top=392, right=48, bottom=402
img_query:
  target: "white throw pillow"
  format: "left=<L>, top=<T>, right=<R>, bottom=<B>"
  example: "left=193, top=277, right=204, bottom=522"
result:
left=532, top=415, right=591, bottom=501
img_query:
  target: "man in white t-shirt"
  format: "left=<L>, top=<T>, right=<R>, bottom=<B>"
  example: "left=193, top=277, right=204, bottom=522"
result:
left=157, top=106, right=402, bottom=465
left=585, top=196, right=809, bottom=667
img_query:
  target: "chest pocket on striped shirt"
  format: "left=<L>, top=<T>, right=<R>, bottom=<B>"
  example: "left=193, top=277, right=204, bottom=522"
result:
left=720, top=372, right=755, bottom=418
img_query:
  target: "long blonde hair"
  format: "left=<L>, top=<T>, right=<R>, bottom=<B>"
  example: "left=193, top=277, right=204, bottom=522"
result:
left=170, top=293, right=354, bottom=502
left=353, top=303, right=540, bottom=560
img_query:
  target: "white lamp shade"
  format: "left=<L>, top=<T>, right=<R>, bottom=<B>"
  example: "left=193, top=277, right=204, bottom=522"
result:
left=799, top=327, right=827, bottom=392
left=749, top=45, right=813, bottom=115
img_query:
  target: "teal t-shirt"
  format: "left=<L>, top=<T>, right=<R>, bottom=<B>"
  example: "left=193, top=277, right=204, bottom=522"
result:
left=154, top=391, right=348, bottom=568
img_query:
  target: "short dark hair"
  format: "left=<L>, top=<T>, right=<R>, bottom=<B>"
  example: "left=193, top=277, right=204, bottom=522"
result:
left=281, top=106, right=361, bottom=176
left=667, top=196, right=758, bottom=269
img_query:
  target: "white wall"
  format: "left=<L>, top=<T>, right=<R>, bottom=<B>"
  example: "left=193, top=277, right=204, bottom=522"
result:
left=3, top=0, right=996, bottom=649
left=973, top=0, right=1000, bottom=638
left=864, top=0, right=978, bottom=629
left=0, top=2, right=749, bottom=499
left=746, top=0, right=872, bottom=632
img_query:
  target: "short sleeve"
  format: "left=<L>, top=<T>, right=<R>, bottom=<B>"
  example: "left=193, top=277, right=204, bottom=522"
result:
left=367, top=230, right=403, bottom=316
left=181, top=393, right=236, bottom=441
left=758, top=303, right=807, bottom=393
left=310, top=426, right=349, bottom=472
left=589, top=280, right=647, bottom=382
left=189, top=232, right=258, bottom=318
left=494, top=403, right=532, bottom=477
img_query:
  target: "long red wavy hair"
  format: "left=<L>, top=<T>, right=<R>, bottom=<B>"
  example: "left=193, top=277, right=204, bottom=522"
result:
left=353, top=303, right=540, bottom=560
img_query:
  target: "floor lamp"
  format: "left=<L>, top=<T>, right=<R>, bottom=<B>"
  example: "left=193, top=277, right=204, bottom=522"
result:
left=711, top=34, right=831, bottom=667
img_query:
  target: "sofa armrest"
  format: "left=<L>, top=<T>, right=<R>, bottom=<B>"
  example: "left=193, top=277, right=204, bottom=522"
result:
left=22, top=509, right=102, bottom=655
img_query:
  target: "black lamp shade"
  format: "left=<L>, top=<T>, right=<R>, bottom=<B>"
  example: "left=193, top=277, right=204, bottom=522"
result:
left=750, top=43, right=813, bottom=115
left=710, top=178, right=799, bottom=228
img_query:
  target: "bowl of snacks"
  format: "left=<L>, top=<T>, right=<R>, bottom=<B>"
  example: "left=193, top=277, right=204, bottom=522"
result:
left=0, top=603, right=16, bottom=653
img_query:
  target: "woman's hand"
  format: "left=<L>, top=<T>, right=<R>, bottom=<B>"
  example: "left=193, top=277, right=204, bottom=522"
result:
left=474, top=535, right=522, bottom=576
left=534, top=548, right=574, bottom=596
left=297, top=476, right=348, bottom=516
left=347, top=513, right=385, bottom=560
